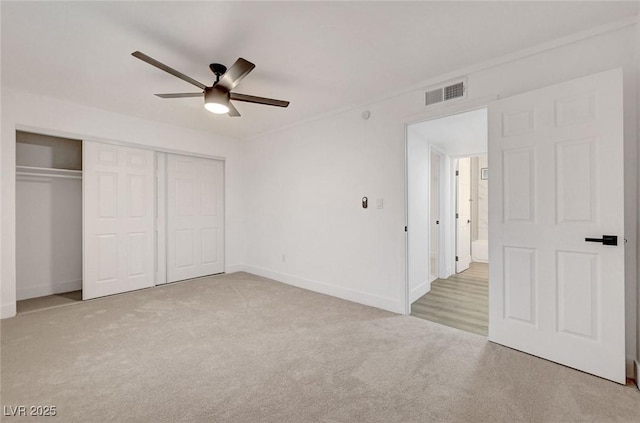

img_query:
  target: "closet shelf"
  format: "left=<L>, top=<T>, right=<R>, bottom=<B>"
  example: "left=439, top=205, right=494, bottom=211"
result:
left=16, top=165, right=82, bottom=179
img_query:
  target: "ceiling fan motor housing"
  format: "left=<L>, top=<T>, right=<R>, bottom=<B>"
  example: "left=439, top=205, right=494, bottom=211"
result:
left=209, top=63, right=227, bottom=78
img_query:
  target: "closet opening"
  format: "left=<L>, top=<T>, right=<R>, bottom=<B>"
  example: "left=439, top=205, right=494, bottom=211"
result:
left=16, top=131, right=83, bottom=314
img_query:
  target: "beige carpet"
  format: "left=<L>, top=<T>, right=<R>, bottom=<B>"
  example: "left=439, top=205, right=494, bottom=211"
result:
left=1, top=272, right=638, bottom=422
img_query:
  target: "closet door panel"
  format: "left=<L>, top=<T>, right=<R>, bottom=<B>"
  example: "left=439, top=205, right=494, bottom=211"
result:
left=97, top=173, right=118, bottom=217
left=175, top=229, right=195, bottom=268
left=201, top=228, right=218, bottom=264
left=167, top=154, right=224, bottom=282
left=84, top=142, right=154, bottom=300
left=97, top=234, right=118, bottom=282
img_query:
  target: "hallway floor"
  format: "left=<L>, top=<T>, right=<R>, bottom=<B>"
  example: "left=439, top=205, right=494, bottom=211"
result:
left=411, top=262, right=488, bottom=336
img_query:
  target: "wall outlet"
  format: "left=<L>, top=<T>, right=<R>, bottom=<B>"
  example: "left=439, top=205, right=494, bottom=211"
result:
left=376, top=198, right=384, bottom=209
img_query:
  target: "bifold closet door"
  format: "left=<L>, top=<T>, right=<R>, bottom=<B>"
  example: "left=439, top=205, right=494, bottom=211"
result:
left=83, top=141, right=155, bottom=300
left=167, top=154, right=224, bottom=282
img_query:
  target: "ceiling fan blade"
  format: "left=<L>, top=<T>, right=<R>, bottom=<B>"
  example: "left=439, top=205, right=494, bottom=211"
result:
left=217, top=58, right=255, bottom=91
left=132, top=51, right=207, bottom=90
left=227, top=102, right=241, bottom=117
left=230, top=92, right=290, bottom=108
left=155, top=93, right=203, bottom=99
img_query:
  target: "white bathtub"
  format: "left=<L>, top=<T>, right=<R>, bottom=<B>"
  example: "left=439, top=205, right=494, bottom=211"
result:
left=472, top=239, right=488, bottom=263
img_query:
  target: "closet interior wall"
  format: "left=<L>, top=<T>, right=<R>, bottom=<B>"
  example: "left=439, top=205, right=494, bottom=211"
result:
left=15, top=131, right=82, bottom=300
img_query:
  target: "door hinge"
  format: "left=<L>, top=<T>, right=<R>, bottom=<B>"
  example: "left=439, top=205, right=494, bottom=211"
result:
left=455, top=170, right=459, bottom=176
left=404, top=226, right=408, bottom=232
left=456, top=213, right=459, bottom=218
left=455, top=256, right=459, bottom=262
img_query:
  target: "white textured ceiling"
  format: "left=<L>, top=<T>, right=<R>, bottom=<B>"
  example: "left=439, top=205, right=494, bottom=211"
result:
left=409, top=108, right=488, bottom=157
left=2, top=1, right=638, bottom=139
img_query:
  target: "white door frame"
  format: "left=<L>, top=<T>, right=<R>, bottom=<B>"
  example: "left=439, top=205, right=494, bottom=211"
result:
left=429, top=146, right=445, bottom=282
left=455, top=157, right=472, bottom=273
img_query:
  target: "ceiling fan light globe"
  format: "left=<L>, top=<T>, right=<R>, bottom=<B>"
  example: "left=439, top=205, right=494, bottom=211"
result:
left=204, top=102, right=230, bottom=114
left=204, top=87, right=231, bottom=114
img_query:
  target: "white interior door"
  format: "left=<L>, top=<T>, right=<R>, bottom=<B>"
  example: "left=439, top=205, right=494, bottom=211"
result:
left=456, top=157, right=471, bottom=273
left=83, top=142, right=155, bottom=300
left=488, top=68, right=625, bottom=383
left=430, top=150, right=441, bottom=281
left=167, top=154, right=224, bottom=282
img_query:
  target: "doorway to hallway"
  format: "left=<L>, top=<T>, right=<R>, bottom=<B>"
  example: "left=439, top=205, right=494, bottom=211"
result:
left=406, top=108, right=488, bottom=336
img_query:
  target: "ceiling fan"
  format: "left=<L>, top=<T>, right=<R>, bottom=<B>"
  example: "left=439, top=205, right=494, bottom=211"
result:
left=132, top=51, right=290, bottom=117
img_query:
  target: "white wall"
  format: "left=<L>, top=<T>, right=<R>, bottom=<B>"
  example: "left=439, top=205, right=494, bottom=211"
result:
left=16, top=132, right=82, bottom=169
left=410, top=108, right=488, bottom=157
left=407, top=132, right=431, bottom=303
left=16, top=175, right=82, bottom=300
left=1, top=88, right=244, bottom=317
left=241, top=109, right=406, bottom=312
left=242, top=23, right=639, bottom=375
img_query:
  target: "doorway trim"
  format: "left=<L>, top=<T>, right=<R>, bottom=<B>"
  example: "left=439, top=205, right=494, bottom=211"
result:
left=429, top=145, right=446, bottom=283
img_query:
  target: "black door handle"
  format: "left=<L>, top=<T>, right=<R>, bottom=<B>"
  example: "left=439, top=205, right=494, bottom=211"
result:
left=585, top=235, right=618, bottom=246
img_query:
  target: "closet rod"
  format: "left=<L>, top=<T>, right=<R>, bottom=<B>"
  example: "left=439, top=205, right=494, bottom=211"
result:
left=16, top=172, right=82, bottom=180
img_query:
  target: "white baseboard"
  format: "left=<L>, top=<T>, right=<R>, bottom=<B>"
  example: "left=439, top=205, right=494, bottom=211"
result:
left=1, top=302, right=17, bottom=319
left=472, top=258, right=489, bottom=264
left=243, top=264, right=404, bottom=314
left=225, top=264, right=246, bottom=274
left=17, top=279, right=82, bottom=301
left=410, top=280, right=431, bottom=304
